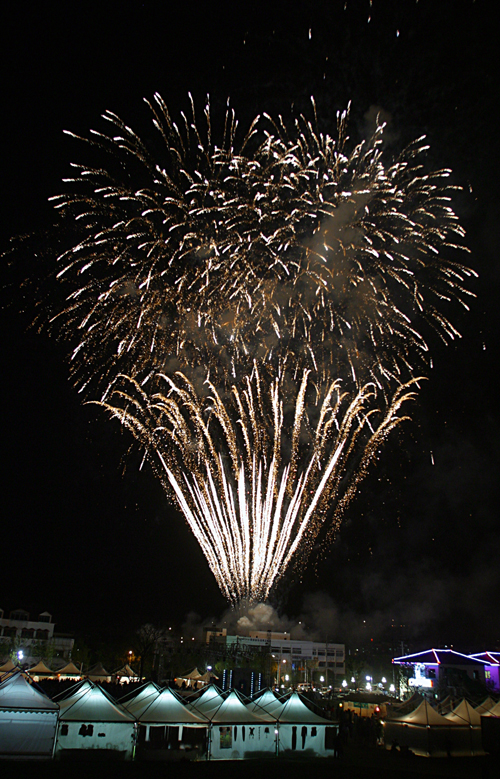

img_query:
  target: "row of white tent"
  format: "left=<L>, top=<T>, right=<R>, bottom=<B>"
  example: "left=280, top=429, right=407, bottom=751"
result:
left=0, top=672, right=337, bottom=761
left=384, top=697, right=500, bottom=757
left=0, top=658, right=138, bottom=683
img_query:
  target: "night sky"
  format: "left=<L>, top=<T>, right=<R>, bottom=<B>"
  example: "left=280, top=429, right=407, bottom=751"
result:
left=1, top=1, right=497, bottom=649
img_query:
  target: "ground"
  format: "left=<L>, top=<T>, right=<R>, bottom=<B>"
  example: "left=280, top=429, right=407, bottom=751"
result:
left=1, top=744, right=496, bottom=779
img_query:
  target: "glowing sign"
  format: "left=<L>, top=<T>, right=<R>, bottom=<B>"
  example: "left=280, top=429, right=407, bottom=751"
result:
left=409, top=677, right=433, bottom=688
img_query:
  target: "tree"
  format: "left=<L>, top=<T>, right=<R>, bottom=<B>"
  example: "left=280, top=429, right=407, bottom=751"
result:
left=134, top=624, right=168, bottom=680
left=345, top=653, right=366, bottom=687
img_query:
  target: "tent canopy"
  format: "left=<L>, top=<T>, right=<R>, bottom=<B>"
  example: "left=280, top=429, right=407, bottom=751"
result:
left=56, top=662, right=82, bottom=676
left=188, top=685, right=225, bottom=718
left=138, top=687, right=209, bottom=724
left=209, top=690, right=271, bottom=724
left=277, top=692, right=332, bottom=725
left=392, top=700, right=450, bottom=727
left=445, top=699, right=482, bottom=726
left=28, top=661, right=54, bottom=675
left=475, top=697, right=497, bottom=714
left=485, top=700, right=500, bottom=717
left=58, top=681, right=135, bottom=722
left=249, top=689, right=285, bottom=719
left=178, top=668, right=202, bottom=680
left=114, top=663, right=139, bottom=678
left=87, top=662, right=111, bottom=678
left=0, top=671, right=58, bottom=712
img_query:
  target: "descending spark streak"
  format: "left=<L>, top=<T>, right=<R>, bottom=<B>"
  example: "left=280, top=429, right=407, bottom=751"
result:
left=41, top=94, right=474, bottom=604
left=97, top=369, right=418, bottom=602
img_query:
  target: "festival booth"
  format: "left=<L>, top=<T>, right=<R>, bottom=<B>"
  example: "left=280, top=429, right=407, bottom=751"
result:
left=0, top=670, right=59, bottom=759
left=56, top=662, right=83, bottom=681
left=444, top=699, right=484, bottom=755
left=437, top=695, right=458, bottom=715
left=55, top=679, right=92, bottom=702
left=274, top=692, right=337, bottom=758
left=113, top=663, right=139, bottom=683
left=198, top=669, right=219, bottom=686
left=483, top=699, right=500, bottom=717
left=175, top=668, right=203, bottom=689
left=28, top=661, right=56, bottom=682
left=135, top=687, right=209, bottom=760
left=121, top=682, right=161, bottom=718
left=340, top=692, right=390, bottom=718
left=86, top=663, right=112, bottom=683
left=388, top=692, right=422, bottom=716
left=384, top=699, right=462, bottom=757
left=478, top=701, right=500, bottom=756
left=475, top=697, right=497, bottom=714
left=0, top=659, right=16, bottom=679
left=54, top=680, right=136, bottom=760
left=249, top=689, right=285, bottom=720
left=188, top=684, right=226, bottom=719
left=204, top=690, right=276, bottom=760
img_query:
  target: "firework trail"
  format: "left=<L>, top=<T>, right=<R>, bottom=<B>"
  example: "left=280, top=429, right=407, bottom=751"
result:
left=44, top=94, right=474, bottom=603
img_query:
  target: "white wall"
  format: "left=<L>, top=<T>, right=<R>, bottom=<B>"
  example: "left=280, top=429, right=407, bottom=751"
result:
left=0, top=711, right=58, bottom=757
left=54, top=721, right=135, bottom=760
left=209, top=723, right=277, bottom=760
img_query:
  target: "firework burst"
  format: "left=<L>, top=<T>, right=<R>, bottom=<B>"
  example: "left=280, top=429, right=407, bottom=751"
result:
left=42, top=94, right=474, bottom=603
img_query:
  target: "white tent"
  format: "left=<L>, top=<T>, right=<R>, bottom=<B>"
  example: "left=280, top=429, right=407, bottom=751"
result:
left=475, top=696, right=497, bottom=714
left=188, top=684, right=226, bottom=719
left=274, top=692, right=336, bottom=758
left=55, top=662, right=82, bottom=681
left=207, top=690, right=276, bottom=760
left=28, top=661, right=56, bottom=681
left=484, top=699, right=500, bottom=717
left=136, top=687, right=209, bottom=760
left=384, top=700, right=465, bottom=757
left=86, top=663, right=112, bottom=683
left=198, top=670, right=219, bottom=684
left=444, top=699, right=483, bottom=755
left=249, top=689, right=285, bottom=720
left=56, top=679, right=93, bottom=703
left=0, top=659, right=16, bottom=679
left=0, top=671, right=59, bottom=759
left=55, top=680, right=136, bottom=760
left=113, top=664, right=139, bottom=683
left=445, top=699, right=482, bottom=726
left=176, top=668, right=203, bottom=688
left=437, top=695, right=457, bottom=715
left=121, top=682, right=161, bottom=719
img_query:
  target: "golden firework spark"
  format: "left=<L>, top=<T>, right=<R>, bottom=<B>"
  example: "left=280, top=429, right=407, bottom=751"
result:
left=43, top=94, right=474, bottom=603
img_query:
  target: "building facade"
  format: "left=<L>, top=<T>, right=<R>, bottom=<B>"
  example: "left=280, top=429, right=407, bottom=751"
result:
left=204, top=627, right=345, bottom=689
left=0, top=608, right=74, bottom=666
left=392, top=648, right=490, bottom=698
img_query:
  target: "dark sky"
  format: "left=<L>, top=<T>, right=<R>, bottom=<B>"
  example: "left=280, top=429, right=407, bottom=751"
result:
left=1, top=1, right=497, bottom=649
